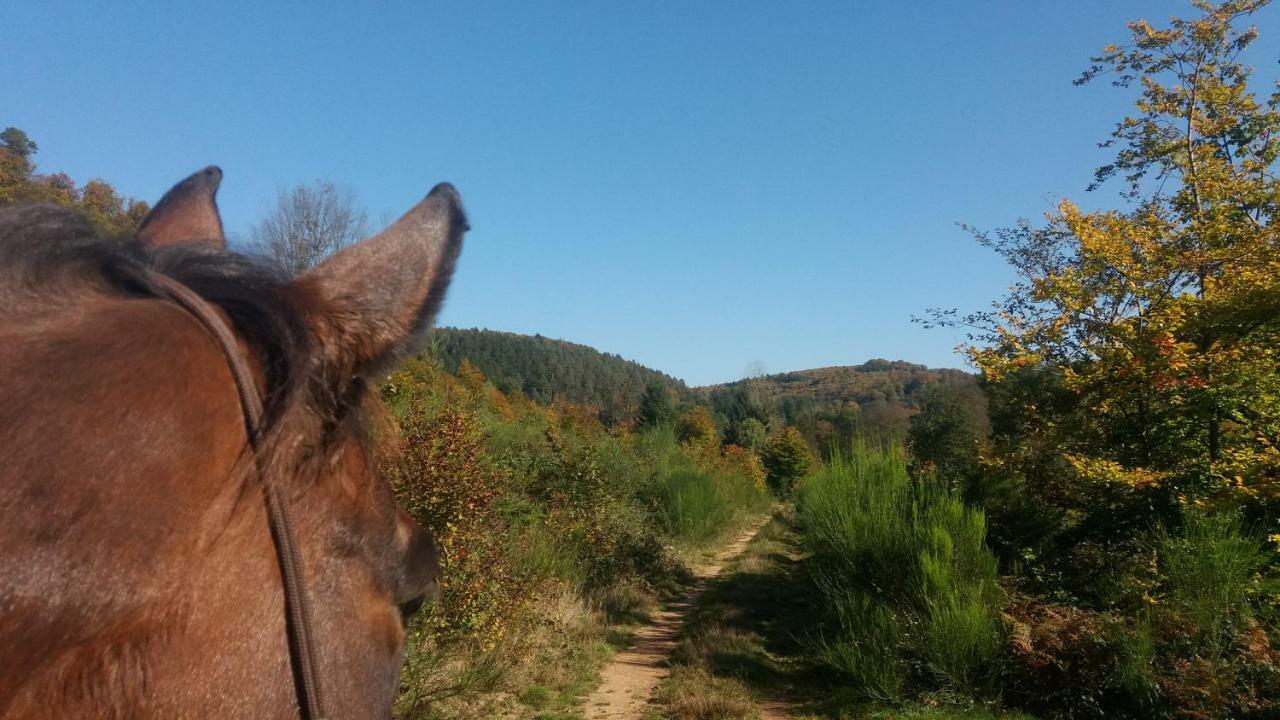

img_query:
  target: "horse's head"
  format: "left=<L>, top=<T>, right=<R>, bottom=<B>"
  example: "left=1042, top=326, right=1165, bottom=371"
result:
left=0, top=167, right=466, bottom=717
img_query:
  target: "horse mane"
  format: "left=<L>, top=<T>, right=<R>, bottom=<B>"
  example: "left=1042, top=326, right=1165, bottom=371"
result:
left=0, top=202, right=311, bottom=427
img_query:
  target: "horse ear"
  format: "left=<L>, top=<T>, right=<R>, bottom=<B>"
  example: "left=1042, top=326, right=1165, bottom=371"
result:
left=291, top=182, right=467, bottom=379
left=137, top=166, right=226, bottom=248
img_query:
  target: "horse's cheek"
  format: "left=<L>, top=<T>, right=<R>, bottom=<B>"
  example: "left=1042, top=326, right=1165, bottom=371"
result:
left=352, top=589, right=405, bottom=657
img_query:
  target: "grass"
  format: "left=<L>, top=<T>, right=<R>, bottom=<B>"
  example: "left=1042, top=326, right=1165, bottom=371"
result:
left=649, top=667, right=758, bottom=720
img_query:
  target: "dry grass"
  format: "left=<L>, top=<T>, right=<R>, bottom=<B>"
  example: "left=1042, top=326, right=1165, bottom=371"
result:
left=396, top=581, right=657, bottom=720
left=650, top=667, right=758, bottom=720
left=647, top=511, right=800, bottom=720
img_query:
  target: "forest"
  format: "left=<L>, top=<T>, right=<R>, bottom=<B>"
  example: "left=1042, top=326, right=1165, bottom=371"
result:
left=2, top=2, right=1278, bottom=719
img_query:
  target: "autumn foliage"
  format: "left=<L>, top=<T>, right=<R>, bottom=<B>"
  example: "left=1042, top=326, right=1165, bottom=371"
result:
left=0, top=127, right=149, bottom=237
left=914, top=3, right=1280, bottom=716
left=762, top=426, right=814, bottom=492
left=387, top=400, right=520, bottom=645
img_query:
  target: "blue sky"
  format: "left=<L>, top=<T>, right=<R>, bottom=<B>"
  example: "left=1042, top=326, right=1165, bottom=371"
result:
left=5, top=2, right=1277, bottom=385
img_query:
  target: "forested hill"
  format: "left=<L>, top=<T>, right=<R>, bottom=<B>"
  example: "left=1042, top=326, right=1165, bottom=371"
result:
left=706, top=360, right=974, bottom=408
left=426, top=327, right=689, bottom=422
left=427, top=327, right=979, bottom=446
left=700, top=360, right=982, bottom=447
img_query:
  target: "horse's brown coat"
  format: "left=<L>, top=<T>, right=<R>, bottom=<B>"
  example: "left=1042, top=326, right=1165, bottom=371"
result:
left=0, top=169, right=466, bottom=717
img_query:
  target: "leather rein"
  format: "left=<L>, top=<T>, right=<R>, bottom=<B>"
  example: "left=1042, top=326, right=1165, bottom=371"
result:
left=147, top=272, right=327, bottom=720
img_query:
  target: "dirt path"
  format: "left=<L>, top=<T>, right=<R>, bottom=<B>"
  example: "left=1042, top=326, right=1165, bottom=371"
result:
left=582, top=515, right=777, bottom=720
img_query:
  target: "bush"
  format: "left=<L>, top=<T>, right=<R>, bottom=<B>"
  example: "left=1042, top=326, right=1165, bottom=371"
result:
left=1159, top=509, right=1271, bottom=654
left=387, top=401, right=524, bottom=645
left=718, top=444, right=766, bottom=491
left=763, top=427, right=814, bottom=492
left=813, top=592, right=905, bottom=703
left=798, top=442, right=1003, bottom=700
left=675, top=405, right=720, bottom=454
left=661, top=469, right=724, bottom=543
left=383, top=359, right=775, bottom=716
left=1000, top=509, right=1280, bottom=719
left=658, top=461, right=769, bottom=547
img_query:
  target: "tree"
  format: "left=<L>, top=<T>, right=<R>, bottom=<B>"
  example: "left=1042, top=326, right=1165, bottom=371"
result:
left=908, top=383, right=989, bottom=490
left=928, top=1, right=1280, bottom=556
left=676, top=405, right=719, bottom=453
left=250, top=180, right=369, bottom=276
left=456, top=358, right=488, bottom=395
left=0, top=127, right=36, bottom=162
left=763, top=426, right=814, bottom=493
left=0, top=125, right=147, bottom=235
left=637, top=380, right=677, bottom=429
left=737, top=417, right=768, bottom=452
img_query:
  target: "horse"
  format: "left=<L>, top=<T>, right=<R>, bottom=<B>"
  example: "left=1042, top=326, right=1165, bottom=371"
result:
left=0, top=166, right=467, bottom=718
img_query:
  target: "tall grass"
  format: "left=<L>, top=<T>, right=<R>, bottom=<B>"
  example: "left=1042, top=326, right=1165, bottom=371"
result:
left=616, top=423, right=772, bottom=548
left=798, top=441, right=1002, bottom=699
left=662, top=469, right=727, bottom=544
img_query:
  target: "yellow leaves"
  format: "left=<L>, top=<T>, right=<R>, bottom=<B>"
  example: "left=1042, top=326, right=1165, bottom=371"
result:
left=1065, top=453, right=1167, bottom=489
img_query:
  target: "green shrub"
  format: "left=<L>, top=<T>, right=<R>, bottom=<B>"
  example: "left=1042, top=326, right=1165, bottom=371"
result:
left=798, top=442, right=1002, bottom=700
left=814, top=592, right=906, bottom=703
left=1110, top=612, right=1158, bottom=706
left=1159, top=509, right=1270, bottom=654
left=918, top=522, right=1002, bottom=688
left=385, top=361, right=774, bottom=716
left=763, top=427, right=815, bottom=492
left=661, top=469, right=728, bottom=544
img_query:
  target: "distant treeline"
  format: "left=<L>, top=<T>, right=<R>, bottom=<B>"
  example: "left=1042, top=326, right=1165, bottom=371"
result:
left=427, top=327, right=691, bottom=426
left=704, top=361, right=983, bottom=451
left=426, top=328, right=983, bottom=455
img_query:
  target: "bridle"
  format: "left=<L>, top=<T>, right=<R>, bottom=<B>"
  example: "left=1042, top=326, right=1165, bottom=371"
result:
left=147, top=271, right=327, bottom=720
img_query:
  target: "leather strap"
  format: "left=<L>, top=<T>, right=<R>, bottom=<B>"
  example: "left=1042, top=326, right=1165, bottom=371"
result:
left=148, top=272, right=327, bottom=720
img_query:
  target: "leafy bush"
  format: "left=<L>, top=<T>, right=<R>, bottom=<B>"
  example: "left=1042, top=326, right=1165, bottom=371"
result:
left=1001, top=509, right=1280, bottom=719
left=676, top=405, right=720, bottom=453
left=718, top=444, right=766, bottom=491
left=387, top=401, right=523, bottom=645
left=763, top=426, right=814, bottom=492
left=383, top=354, right=776, bottom=716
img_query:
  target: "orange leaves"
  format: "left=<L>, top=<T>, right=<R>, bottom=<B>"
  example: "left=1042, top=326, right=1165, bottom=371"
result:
left=719, top=444, right=767, bottom=490
left=675, top=405, right=719, bottom=456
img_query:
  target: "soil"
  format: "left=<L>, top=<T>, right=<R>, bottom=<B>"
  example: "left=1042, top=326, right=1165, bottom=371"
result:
left=581, top=516, right=778, bottom=719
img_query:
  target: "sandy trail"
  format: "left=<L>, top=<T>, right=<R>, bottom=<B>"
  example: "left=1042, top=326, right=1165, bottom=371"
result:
left=582, top=515, right=778, bottom=720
